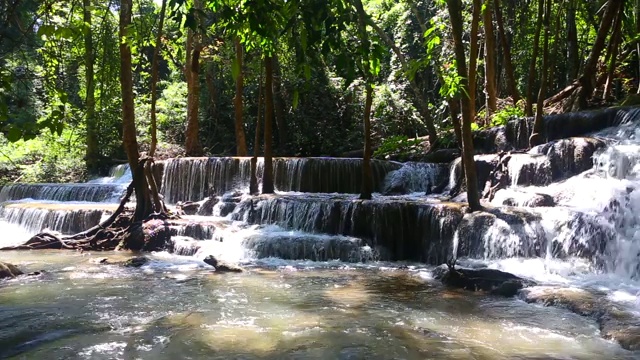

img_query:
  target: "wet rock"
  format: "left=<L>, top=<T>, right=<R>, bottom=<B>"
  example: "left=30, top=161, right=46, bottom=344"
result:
left=217, top=202, right=237, bottom=217
left=492, top=189, right=556, bottom=207
left=448, top=155, right=500, bottom=196
left=422, top=149, right=460, bottom=163
left=203, top=255, right=243, bottom=273
left=506, top=153, right=553, bottom=186
left=520, top=286, right=640, bottom=351
left=123, top=256, right=149, bottom=268
left=0, top=262, right=23, bottom=279
left=434, top=264, right=534, bottom=297
left=530, top=137, right=606, bottom=181
left=176, top=201, right=200, bottom=215
left=196, top=196, right=219, bottom=216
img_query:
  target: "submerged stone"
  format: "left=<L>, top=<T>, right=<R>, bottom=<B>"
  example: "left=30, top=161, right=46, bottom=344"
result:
left=434, top=264, right=534, bottom=297
left=0, top=262, right=23, bottom=279
left=123, top=256, right=149, bottom=268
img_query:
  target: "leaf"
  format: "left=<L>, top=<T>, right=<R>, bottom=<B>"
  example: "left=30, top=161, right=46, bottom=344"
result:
left=37, top=25, right=55, bottom=37
left=231, top=57, right=241, bottom=81
left=292, top=90, right=299, bottom=109
left=6, top=126, right=21, bottom=142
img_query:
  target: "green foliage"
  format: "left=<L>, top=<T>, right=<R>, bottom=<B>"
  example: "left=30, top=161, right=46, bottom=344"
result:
left=490, top=105, right=525, bottom=127
left=157, top=81, right=188, bottom=144
left=373, top=135, right=422, bottom=160
left=0, top=129, right=86, bottom=185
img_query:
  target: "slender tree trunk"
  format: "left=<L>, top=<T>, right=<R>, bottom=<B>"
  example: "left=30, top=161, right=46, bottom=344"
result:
left=483, top=0, right=498, bottom=117
left=526, top=0, right=545, bottom=116
left=603, top=0, right=624, bottom=100
left=119, top=0, right=151, bottom=220
left=637, top=0, right=640, bottom=93
left=467, top=0, right=481, bottom=121
left=576, top=0, right=618, bottom=109
left=234, top=38, right=248, bottom=156
left=446, top=0, right=482, bottom=211
left=548, top=5, right=561, bottom=94
left=494, top=0, right=519, bottom=104
left=185, top=1, right=203, bottom=156
left=530, top=0, right=551, bottom=147
left=149, top=0, right=166, bottom=158
left=566, top=0, right=579, bottom=82
left=262, top=56, right=275, bottom=194
left=273, top=54, right=286, bottom=154
left=354, top=0, right=373, bottom=199
left=250, top=70, right=263, bottom=195
left=83, top=0, right=98, bottom=174
left=360, top=84, right=373, bottom=200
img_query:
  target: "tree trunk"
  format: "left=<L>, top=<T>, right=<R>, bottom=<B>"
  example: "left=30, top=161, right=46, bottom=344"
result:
left=494, top=0, right=519, bottom=105
left=149, top=0, right=166, bottom=158
left=637, top=0, right=640, bottom=94
left=273, top=54, right=286, bottom=154
left=483, top=0, right=498, bottom=117
left=360, top=84, right=373, bottom=200
left=446, top=0, right=482, bottom=211
left=262, top=55, right=275, bottom=194
left=526, top=0, right=545, bottom=116
left=250, top=70, right=263, bottom=195
left=469, top=0, right=482, bottom=120
left=83, top=0, right=98, bottom=174
left=185, top=1, right=203, bottom=157
left=566, top=0, right=579, bottom=82
left=119, top=0, right=151, bottom=221
left=530, top=0, right=551, bottom=147
left=548, top=4, right=561, bottom=94
left=603, top=0, right=624, bottom=100
left=575, top=0, right=618, bottom=109
left=234, top=38, right=248, bottom=156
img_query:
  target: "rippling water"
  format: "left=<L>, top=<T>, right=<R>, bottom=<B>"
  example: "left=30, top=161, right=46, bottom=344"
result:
left=0, top=251, right=635, bottom=360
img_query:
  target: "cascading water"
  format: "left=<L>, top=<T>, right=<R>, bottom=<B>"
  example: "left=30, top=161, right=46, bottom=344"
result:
left=160, top=157, right=402, bottom=203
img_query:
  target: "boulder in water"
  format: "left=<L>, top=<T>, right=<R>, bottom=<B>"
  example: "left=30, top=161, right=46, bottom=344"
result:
left=520, top=286, right=640, bottom=351
left=434, top=263, right=534, bottom=297
left=196, top=196, right=219, bottom=216
left=203, top=255, right=243, bottom=273
left=493, top=189, right=556, bottom=207
left=176, top=201, right=200, bottom=215
left=123, top=256, right=149, bottom=268
left=0, top=262, right=23, bottom=279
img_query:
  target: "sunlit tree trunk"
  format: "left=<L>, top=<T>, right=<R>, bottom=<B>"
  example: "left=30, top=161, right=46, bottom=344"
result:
left=185, top=0, right=203, bottom=157
left=566, top=0, right=579, bottom=82
left=250, top=70, right=263, bottom=195
left=273, top=54, right=286, bottom=154
left=530, top=0, right=551, bottom=147
left=262, top=55, right=275, bottom=194
left=494, top=0, right=519, bottom=105
left=576, top=0, right=617, bottom=109
left=149, top=0, right=166, bottom=159
left=83, top=0, right=98, bottom=174
left=483, top=0, right=498, bottom=117
left=446, top=0, right=482, bottom=211
left=526, top=0, right=544, bottom=116
left=234, top=38, right=248, bottom=156
left=360, top=84, right=373, bottom=200
left=469, top=0, right=481, bottom=120
left=603, top=0, right=624, bottom=100
left=119, top=0, right=151, bottom=220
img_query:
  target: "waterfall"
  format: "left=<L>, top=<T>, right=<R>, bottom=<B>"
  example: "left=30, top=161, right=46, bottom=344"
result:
left=230, top=194, right=464, bottom=263
left=382, top=162, right=449, bottom=194
left=0, top=183, right=125, bottom=203
left=160, top=157, right=402, bottom=203
left=0, top=204, right=106, bottom=235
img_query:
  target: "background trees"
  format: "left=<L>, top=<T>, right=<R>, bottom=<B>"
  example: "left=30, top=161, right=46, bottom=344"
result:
left=0, top=0, right=638, bottom=205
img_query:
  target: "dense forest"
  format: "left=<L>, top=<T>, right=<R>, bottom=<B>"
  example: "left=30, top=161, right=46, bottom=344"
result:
left=1, top=0, right=639, bottom=204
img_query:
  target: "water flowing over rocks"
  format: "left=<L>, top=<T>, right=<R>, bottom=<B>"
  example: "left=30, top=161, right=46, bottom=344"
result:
left=160, top=157, right=401, bottom=203
left=383, top=162, right=449, bottom=195
left=0, top=203, right=110, bottom=235
left=231, top=194, right=465, bottom=264
left=0, top=183, right=125, bottom=203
